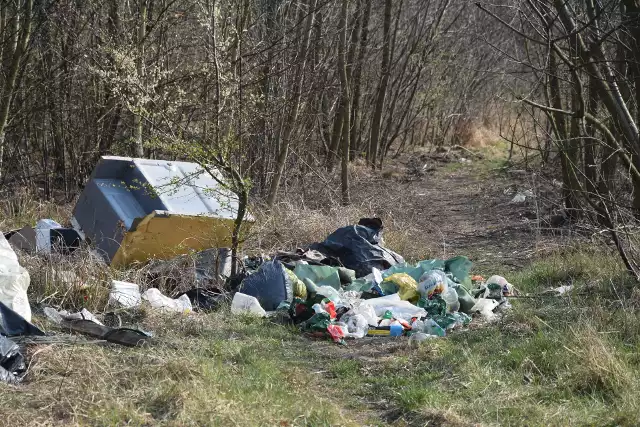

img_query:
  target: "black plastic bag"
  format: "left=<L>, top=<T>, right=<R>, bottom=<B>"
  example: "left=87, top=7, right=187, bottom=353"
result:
left=0, top=335, right=25, bottom=384
left=238, top=260, right=293, bottom=311
left=0, top=302, right=45, bottom=336
left=176, top=288, right=227, bottom=312
left=310, top=218, right=404, bottom=278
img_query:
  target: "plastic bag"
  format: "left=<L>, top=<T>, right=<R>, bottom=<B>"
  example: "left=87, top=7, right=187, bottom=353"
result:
left=294, top=264, right=342, bottom=290
left=485, top=275, right=511, bottom=298
left=0, top=234, right=31, bottom=321
left=327, top=323, right=346, bottom=344
left=418, top=295, right=447, bottom=317
left=424, top=318, right=446, bottom=337
left=142, top=288, right=192, bottom=313
left=345, top=314, right=368, bottom=338
left=363, top=294, right=427, bottom=319
left=44, top=307, right=104, bottom=325
left=0, top=335, right=25, bottom=384
left=231, top=292, right=267, bottom=316
left=444, top=256, right=473, bottom=286
left=382, top=273, right=419, bottom=303
left=470, top=298, right=499, bottom=320
left=451, top=282, right=476, bottom=314
left=348, top=302, right=379, bottom=326
left=310, top=219, right=404, bottom=278
left=409, top=332, right=437, bottom=345
left=109, top=280, right=142, bottom=308
left=239, top=260, right=293, bottom=311
left=441, top=287, right=460, bottom=312
left=285, top=269, right=307, bottom=300
left=315, top=285, right=342, bottom=303
left=418, top=270, right=448, bottom=299
left=0, top=301, right=44, bottom=336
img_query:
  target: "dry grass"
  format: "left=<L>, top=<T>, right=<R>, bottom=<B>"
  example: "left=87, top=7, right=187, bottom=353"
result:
left=2, top=311, right=356, bottom=426
left=0, top=189, right=72, bottom=231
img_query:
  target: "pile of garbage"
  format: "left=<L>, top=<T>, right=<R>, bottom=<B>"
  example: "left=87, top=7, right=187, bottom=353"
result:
left=0, top=155, right=520, bottom=385
left=231, top=218, right=515, bottom=345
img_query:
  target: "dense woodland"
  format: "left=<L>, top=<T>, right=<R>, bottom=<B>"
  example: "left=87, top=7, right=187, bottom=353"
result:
left=0, top=0, right=640, bottom=275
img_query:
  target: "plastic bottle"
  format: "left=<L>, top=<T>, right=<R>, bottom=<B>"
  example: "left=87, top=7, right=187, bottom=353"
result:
left=424, top=318, right=446, bottom=337
left=346, top=314, right=368, bottom=339
left=390, top=321, right=404, bottom=337
left=409, top=332, right=437, bottom=345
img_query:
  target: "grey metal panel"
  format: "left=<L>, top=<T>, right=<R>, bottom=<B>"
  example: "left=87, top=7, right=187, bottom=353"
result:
left=73, top=179, right=133, bottom=261
left=133, top=158, right=239, bottom=219
left=93, top=179, right=146, bottom=230
left=73, top=156, right=250, bottom=263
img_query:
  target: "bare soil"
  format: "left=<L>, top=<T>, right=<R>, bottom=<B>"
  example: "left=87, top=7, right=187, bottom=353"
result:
left=344, top=148, right=574, bottom=273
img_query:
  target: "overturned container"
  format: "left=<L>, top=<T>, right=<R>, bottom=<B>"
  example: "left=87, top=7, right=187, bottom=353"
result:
left=72, top=156, right=253, bottom=266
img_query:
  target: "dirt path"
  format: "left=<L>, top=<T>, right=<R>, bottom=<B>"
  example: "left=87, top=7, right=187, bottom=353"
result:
left=349, top=149, right=571, bottom=272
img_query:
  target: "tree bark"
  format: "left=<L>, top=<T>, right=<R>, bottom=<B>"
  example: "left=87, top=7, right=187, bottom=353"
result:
left=368, top=0, right=391, bottom=168
left=350, top=0, right=371, bottom=153
left=338, top=0, right=351, bottom=205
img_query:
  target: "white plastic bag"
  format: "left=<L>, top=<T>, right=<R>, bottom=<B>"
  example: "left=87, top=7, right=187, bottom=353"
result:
left=441, top=287, right=460, bottom=312
left=109, top=280, right=142, bottom=308
left=345, top=314, right=368, bottom=339
left=231, top=292, right=266, bottom=317
left=470, top=298, right=499, bottom=320
left=418, top=270, right=448, bottom=298
left=0, top=234, right=31, bottom=321
left=362, top=293, right=427, bottom=319
left=142, top=288, right=192, bottom=313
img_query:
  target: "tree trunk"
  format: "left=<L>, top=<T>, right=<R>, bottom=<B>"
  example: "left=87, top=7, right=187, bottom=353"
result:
left=350, top=0, right=371, bottom=154
left=266, top=0, right=317, bottom=208
left=368, top=0, right=391, bottom=168
left=584, top=75, right=598, bottom=197
left=338, top=0, right=351, bottom=205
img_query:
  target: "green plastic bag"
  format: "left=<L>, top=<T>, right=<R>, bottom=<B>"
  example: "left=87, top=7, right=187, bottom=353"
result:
left=337, top=267, right=356, bottom=284
left=419, top=295, right=447, bottom=316
left=451, top=282, right=476, bottom=314
left=445, top=256, right=473, bottom=287
left=345, top=278, right=372, bottom=292
left=294, top=264, right=342, bottom=290
left=302, top=312, right=331, bottom=332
